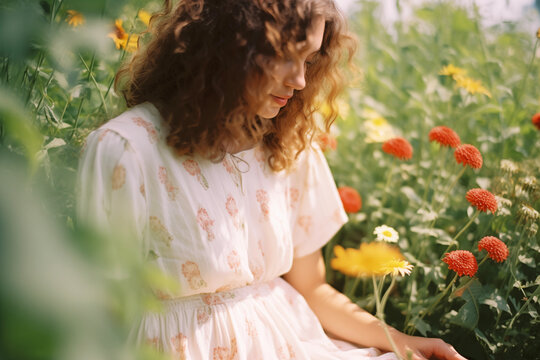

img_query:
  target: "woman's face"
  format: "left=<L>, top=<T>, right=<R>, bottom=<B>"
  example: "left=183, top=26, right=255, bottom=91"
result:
left=256, top=16, right=326, bottom=119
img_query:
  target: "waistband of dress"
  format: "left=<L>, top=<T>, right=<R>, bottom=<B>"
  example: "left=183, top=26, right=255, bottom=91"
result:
left=159, top=278, right=281, bottom=310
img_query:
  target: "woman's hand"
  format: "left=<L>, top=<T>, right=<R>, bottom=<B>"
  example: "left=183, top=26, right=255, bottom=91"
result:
left=284, top=250, right=468, bottom=360
left=392, top=332, right=467, bottom=360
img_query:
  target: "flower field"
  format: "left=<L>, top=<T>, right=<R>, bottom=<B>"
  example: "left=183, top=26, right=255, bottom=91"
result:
left=0, top=0, right=538, bottom=359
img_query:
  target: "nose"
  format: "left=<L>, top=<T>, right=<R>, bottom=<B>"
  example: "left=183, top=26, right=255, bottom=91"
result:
left=284, top=61, right=306, bottom=91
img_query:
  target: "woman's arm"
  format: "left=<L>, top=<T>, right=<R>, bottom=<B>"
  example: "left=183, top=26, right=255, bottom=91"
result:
left=282, top=250, right=467, bottom=360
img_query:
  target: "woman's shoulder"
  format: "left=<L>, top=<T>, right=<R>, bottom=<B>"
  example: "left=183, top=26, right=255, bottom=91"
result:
left=96, top=102, right=165, bottom=145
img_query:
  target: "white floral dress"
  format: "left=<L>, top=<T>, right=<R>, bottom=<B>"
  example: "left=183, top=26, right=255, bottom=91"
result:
left=77, top=102, right=397, bottom=359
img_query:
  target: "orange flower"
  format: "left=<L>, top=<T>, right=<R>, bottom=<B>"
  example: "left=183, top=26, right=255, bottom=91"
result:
left=317, top=133, right=337, bottom=151
left=466, top=188, right=498, bottom=214
left=478, top=236, right=509, bottom=263
left=443, top=250, right=478, bottom=277
left=338, top=186, right=362, bottom=213
left=108, top=19, right=139, bottom=52
left=428, top=126, right=461, bottom=148
left=454, top=144, right=482, bottom=169
left=66, top=10, right=85, bottom=27
left=532, top=113, right=540, bottom=130
left=382, top=137, right=413, bottom=160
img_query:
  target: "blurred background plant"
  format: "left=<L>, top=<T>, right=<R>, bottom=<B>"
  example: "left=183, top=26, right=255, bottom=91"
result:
left=324, top=1, right=540, bottom=359
left=0, top=0, right=538, bottom=359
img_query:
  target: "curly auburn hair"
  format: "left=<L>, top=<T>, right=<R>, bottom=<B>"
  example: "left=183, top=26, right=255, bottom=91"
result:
left=116, top=0, right=355, bottom=171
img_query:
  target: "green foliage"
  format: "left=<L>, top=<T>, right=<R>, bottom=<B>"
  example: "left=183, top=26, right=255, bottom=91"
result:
left=324, top=1, right=540, bottom=359
left=0, top=0, right=538, bottom=359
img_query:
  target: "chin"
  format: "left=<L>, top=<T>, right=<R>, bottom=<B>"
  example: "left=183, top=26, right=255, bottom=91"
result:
left=257, top=106, right=281, bottom=119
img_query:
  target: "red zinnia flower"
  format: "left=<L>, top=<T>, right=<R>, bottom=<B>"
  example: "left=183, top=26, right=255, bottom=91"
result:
left=478, top=236, right=509, bottom=263
left=317, top=133, right=337, bottom=151
left=454, top=144, right=483, bottom=169
left=429, top=126, right=461, bottom=148
left=338, top=186, right=362, bottom=213
left=466, top=188, right=498, bottom=213
left=532, top=113, right=540, bottom=130
left=382, top=137, right=413, bottom=160
left=443, top=250, right=478, bottom=277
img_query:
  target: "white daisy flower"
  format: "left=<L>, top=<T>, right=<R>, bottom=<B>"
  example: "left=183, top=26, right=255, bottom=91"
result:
left=374, top=225, right=399, bottom=243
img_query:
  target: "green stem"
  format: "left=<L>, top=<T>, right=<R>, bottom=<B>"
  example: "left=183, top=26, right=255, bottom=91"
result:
left=430, top=165, right=466, bottom=227
left=35, top=70, right=55, bottom=114
left=503, top=284, right=540, bottom=340
left=440, top=210, right=479, bottom=258
left=345, top=276, right=362, bottom=299
left=79, top=54, right=109, bottom=116
left=381, top=159, right=395, bottom=206
left=420, top=272, right=458, bottom=320
left=372, top=276, right=403, bottom=360
left=25, top=52, right=45, bottom=105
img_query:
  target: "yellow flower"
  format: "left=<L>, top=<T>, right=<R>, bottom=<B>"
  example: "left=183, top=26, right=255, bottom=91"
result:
left=362, top=110, right=395, bottom=143
left=66, top=10, right=85, bottom=27
left=454, top=75, right=492, bottom=98
left=381, top=259, right=414, bottom=276
left=331, top=243, right=412, bottom=277
left=439, top=64, right=466, bottom=78
left=108, top=19, right=139, bottom=52
left=319, top=98, right=350, bottom=120
left=138, top=10, right=152, bottom=26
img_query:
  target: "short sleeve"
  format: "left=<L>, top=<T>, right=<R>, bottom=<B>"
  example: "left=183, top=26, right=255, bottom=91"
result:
left=290, top=145, right=348, bottom=258
left=76, top=129, right=148, bottom=262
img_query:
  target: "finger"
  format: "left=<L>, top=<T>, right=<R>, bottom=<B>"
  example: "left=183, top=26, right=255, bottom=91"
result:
left=431, top=340, right=468, bottom=360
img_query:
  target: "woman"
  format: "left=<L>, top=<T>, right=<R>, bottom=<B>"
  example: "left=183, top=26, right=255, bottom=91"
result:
left=77, top=0, right=467, bottom=359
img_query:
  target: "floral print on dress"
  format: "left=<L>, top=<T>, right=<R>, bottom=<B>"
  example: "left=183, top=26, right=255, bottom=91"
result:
left=278, top=343, right=296, bottom=360
left=245, top=319, right=258, bottom=338
left=133, top=117, right=159, bottom=144
left=197, top=306, right=212, bottom=325
left=202, top=293, right=224, bottom=306
left=225, top=195, right=241, bottom=229
left=181, top=261, right=207, bottom=290
left=256, top=189, right=270, bottom=220
left=197, top=207, right=215, bottom=241
left=222, top=156, right=242, bottom=189
left=212, top=337, right=238, bottom=360
left=288, top=187, right=299, bottom=209
left=297, top=215, right=312, bottom=235
left=170, top=332, right=187, bottom=360
left=149, top=215, right=173, bottom=247
left=249, top=261, right=263, bottom=281
left=139, top=183, right=145, bottom=197
left=97, top=129, right=111, bottom=142
left=111, top=164, right=126, bottom=190
left=183, top=159, right=209, bottom=190
left=158, top=166, right=179, bottom=201
left=227, top=250, right=241, bottom=274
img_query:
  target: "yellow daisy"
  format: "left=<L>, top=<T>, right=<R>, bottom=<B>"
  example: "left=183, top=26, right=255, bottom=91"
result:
left=331, top=243, right=412, bottom=277
left=439, top=64, right=466, bottom=78
left=454, top=75, right=492, bottom=98
left=108, top=19, right=139, bottom=52
left=66, top=10, right=85, bottom=27
left=138, top=10, right=152, bottom=26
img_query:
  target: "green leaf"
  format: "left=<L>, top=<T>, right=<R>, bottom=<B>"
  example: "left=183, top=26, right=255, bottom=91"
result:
left=474, top=328, right=497, bottom=353
left=518, top=254, right=536, bottom=268
left=0, top=86, right=43, bottom=170
left=452, top=297, right=479, bottom=330
left=481, top=293, right=511, bottom=314
left=413, top=317, right=431, bottom=337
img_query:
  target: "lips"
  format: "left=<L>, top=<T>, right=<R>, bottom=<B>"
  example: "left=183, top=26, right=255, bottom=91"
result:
left=271, top=94, right=292, bottom=107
